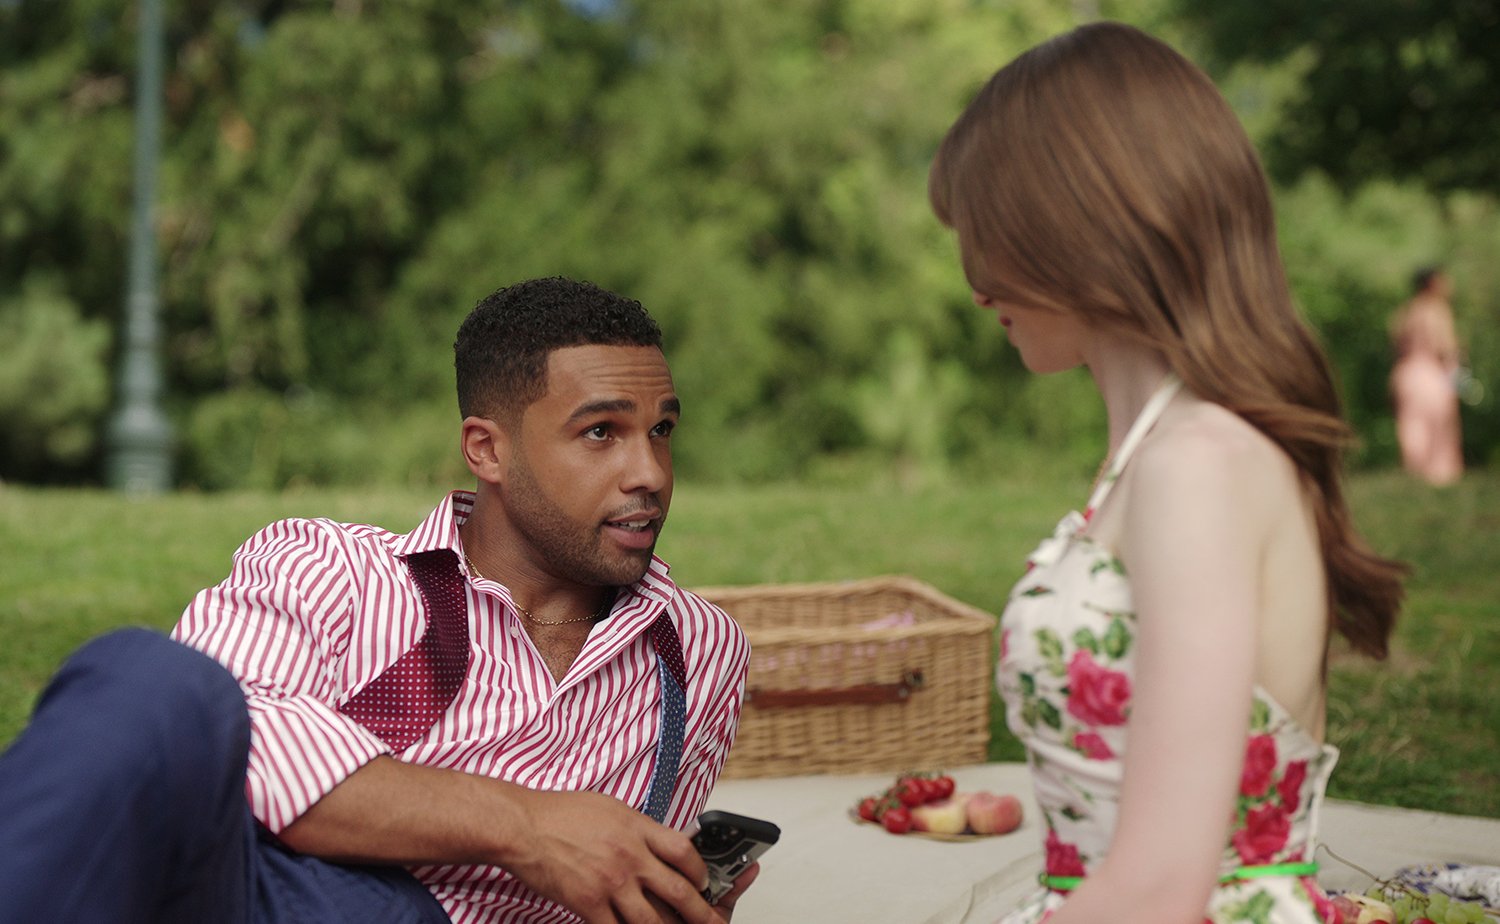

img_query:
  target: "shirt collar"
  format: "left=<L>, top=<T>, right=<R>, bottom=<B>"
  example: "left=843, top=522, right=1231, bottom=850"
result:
left=391, top=490, right=470, bottom=559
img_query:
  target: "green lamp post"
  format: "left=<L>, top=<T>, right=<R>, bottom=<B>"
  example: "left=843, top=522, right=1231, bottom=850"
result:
left=107, top=0, right=173, bottom=493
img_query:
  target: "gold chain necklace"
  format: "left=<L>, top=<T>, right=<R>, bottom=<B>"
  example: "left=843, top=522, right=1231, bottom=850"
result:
left=463, top=551, right=609, bottom=626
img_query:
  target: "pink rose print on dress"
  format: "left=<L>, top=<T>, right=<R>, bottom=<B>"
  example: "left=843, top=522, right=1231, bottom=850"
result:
left=1278, top=759, right=1308, bottom=809
left=1232, top=802, right=1291, bottom=864
left=1044, top=828, right=1087, bottom=877
left=1064, top=650, right=1131, bottom=726
left=1240, top=734, right=1278, bottom=797
left=1072, top=731, right=1115, bottom=760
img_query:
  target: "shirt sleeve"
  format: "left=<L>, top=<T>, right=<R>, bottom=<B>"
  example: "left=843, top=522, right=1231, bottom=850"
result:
left=171, top=517, right=392, bottom=833
left=665, top=593, right=751, bottom=830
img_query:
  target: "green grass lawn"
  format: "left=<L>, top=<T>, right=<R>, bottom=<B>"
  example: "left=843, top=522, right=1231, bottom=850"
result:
left=2, top=469, right=1496, bottom=816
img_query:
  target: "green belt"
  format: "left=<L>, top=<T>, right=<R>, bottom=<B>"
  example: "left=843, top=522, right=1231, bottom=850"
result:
left=1040, top=861, right=1319, bottom=892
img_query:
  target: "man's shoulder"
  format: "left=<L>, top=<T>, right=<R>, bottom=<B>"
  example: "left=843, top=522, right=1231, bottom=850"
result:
left=233, top=515, right=403, bottom=567
left=667, top=586, right=737, bottom=625
left=243, top=514, right=394, bottom=544
left=663, top=586, right=750, bottom=651
left=252, top=492, right=459, bottom=556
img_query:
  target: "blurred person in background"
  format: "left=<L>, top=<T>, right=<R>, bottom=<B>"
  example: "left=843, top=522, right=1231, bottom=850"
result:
left=928, top=22, right=1406, bottom=924
left=1390, top=266, right=1464, bottom=486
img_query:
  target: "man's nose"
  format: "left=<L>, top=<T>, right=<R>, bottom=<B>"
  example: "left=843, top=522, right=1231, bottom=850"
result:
left=621, top=437, right=670, bottom=494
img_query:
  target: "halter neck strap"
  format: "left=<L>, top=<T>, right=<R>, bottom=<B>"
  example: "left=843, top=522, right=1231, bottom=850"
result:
left=1083, top=373, right=1183, bottom=517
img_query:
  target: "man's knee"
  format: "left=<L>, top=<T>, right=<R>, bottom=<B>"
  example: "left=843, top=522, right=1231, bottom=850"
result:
left=39, top=628, right=250, bottom=779
left=0, top=629, right=256, bottom=922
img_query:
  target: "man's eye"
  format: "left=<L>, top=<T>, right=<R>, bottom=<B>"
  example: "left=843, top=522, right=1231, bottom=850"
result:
left=584, top=425, right=610, bottom=440
left=652, top=420, right=676, bottom=437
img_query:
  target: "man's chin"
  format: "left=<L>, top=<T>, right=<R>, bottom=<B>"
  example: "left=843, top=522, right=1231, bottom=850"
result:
left=618, top=549, right=656, bottom=585
left=594, top=547, right=655, bottom=589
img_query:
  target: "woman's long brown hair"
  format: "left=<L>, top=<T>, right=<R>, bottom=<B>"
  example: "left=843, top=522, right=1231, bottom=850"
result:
left=930, top=22, right=1405, bottom=657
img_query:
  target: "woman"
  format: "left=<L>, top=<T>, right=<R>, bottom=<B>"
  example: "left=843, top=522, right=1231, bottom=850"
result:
left=928, top=22, right=1406, bottom=924
left=1390, top=267, right=1464, bottom=485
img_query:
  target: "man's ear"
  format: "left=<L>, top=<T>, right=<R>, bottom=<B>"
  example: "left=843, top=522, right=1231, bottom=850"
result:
left=461, top=415, right=512, bottom=485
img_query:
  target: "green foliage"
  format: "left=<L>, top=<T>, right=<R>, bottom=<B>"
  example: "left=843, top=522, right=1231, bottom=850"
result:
left=179, top=389, right=467, bottom=491
left=0, top=1, right=135, bottom=353
left=852, top=329, right=970, bottom=488
left=1, top=0, right=1496, bottom=486
left=1176, top=0, right=1500, bottom=195
left=0, top=277, right=112, bottom=481
left=391, top=0, right=1068, bottom=481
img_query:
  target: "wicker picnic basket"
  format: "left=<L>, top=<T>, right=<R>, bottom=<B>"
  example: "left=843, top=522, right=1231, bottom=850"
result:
left=694, top=575, right=996, bottom=779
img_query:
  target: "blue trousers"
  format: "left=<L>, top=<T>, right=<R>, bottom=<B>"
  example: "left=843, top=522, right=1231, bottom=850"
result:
left=0, top=629, right=451, bottom=924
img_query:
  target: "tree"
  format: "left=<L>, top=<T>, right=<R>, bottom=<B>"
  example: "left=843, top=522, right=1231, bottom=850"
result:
left=0, top=0, right=1247, bottom=487
left=1176, top=0, right=1500, bottom=195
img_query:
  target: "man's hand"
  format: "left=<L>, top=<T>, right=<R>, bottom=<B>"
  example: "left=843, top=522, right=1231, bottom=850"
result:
left=646, top=861, right=761, bottom=923
left=710, top=861, right=760, bottom=921
left=280, top=757, right=731, bottom=922
left=502, top=788, right=719, bottom=924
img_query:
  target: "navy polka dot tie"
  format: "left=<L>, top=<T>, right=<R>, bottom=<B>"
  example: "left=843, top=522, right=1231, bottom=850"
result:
left=643, top=613, right=687, bottom=822
left=339, top=549, right=471, bottom=751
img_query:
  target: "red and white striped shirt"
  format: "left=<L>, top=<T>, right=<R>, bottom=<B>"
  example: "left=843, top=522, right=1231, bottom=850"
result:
left=172, top=491, right=750, bottom=924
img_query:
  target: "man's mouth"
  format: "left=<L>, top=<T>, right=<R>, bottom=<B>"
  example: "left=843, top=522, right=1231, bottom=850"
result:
left=603, top=510, right=661, bottom=549
left=608, top=519, right=652, bottom=532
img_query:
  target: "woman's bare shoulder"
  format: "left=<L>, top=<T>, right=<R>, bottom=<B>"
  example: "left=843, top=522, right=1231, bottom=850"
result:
left=1130, top=398, right=1300, bottom=514
left=1140, top=398, right=1283, bottom=468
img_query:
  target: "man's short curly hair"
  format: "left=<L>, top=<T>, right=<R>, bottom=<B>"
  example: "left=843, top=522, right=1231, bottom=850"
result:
left=454, top=277, right=663, bottom=421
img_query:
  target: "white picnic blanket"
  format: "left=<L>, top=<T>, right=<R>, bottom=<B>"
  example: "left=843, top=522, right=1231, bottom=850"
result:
left=706, top=762, right=1500, bottom=924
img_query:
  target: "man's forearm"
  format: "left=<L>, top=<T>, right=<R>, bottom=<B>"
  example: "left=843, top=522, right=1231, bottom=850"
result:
left=277, top=755, right=522, bottom=867
left=274, top=754, right=721, bottom=924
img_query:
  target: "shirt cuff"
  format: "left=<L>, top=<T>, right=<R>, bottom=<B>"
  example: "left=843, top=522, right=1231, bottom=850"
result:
left=242, top=690, right=392, bottom=833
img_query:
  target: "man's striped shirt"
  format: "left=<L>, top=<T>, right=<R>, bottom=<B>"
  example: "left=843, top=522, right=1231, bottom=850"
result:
left=173, top=491, right=750, bottom=923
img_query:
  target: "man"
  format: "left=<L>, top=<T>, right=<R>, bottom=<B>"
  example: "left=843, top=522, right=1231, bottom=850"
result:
left=0, top=277, right=755, bottom=923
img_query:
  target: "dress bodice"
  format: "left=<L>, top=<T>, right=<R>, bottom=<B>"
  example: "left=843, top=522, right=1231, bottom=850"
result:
left=995, top=374, right=1342, bottom=924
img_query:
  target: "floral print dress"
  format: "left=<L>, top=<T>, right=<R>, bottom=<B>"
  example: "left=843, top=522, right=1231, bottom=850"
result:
left=997, top=375, right=1341, bottom=924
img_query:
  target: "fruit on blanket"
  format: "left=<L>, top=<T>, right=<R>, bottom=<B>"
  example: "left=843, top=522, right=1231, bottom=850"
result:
left=1332, top=894, right=1396, bottom=924
left=882, top=806, right=913, bottom=834
left=1356, top=879, right=1491, bottom=924
left=851, top=771, right=1025, bottom=836
left=1330, top=895, right=1358, bottom=922
left=910, top=795, right=971, bottom=835
left=931, top=775, right=956, bottom=800
left=895, top=779, right=926, bottom=807
left=965, top=791, right=1024, bottom=835
left=1330, top=894, right=1358, bottom=923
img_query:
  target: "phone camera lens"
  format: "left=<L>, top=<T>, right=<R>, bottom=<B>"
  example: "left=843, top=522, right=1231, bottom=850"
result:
left=695, top=824, right=739, bottom=857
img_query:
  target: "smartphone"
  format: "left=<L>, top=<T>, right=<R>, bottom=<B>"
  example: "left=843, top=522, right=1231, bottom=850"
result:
left=691, top=809, right=781, bottom=904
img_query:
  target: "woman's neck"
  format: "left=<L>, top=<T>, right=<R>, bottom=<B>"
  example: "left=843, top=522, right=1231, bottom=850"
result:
left=1083, top=338, right=1175, bottom=456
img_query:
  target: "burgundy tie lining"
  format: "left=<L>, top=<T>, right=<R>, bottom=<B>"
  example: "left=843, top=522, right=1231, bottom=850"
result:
left=338, top=549, right=472, bottom=752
